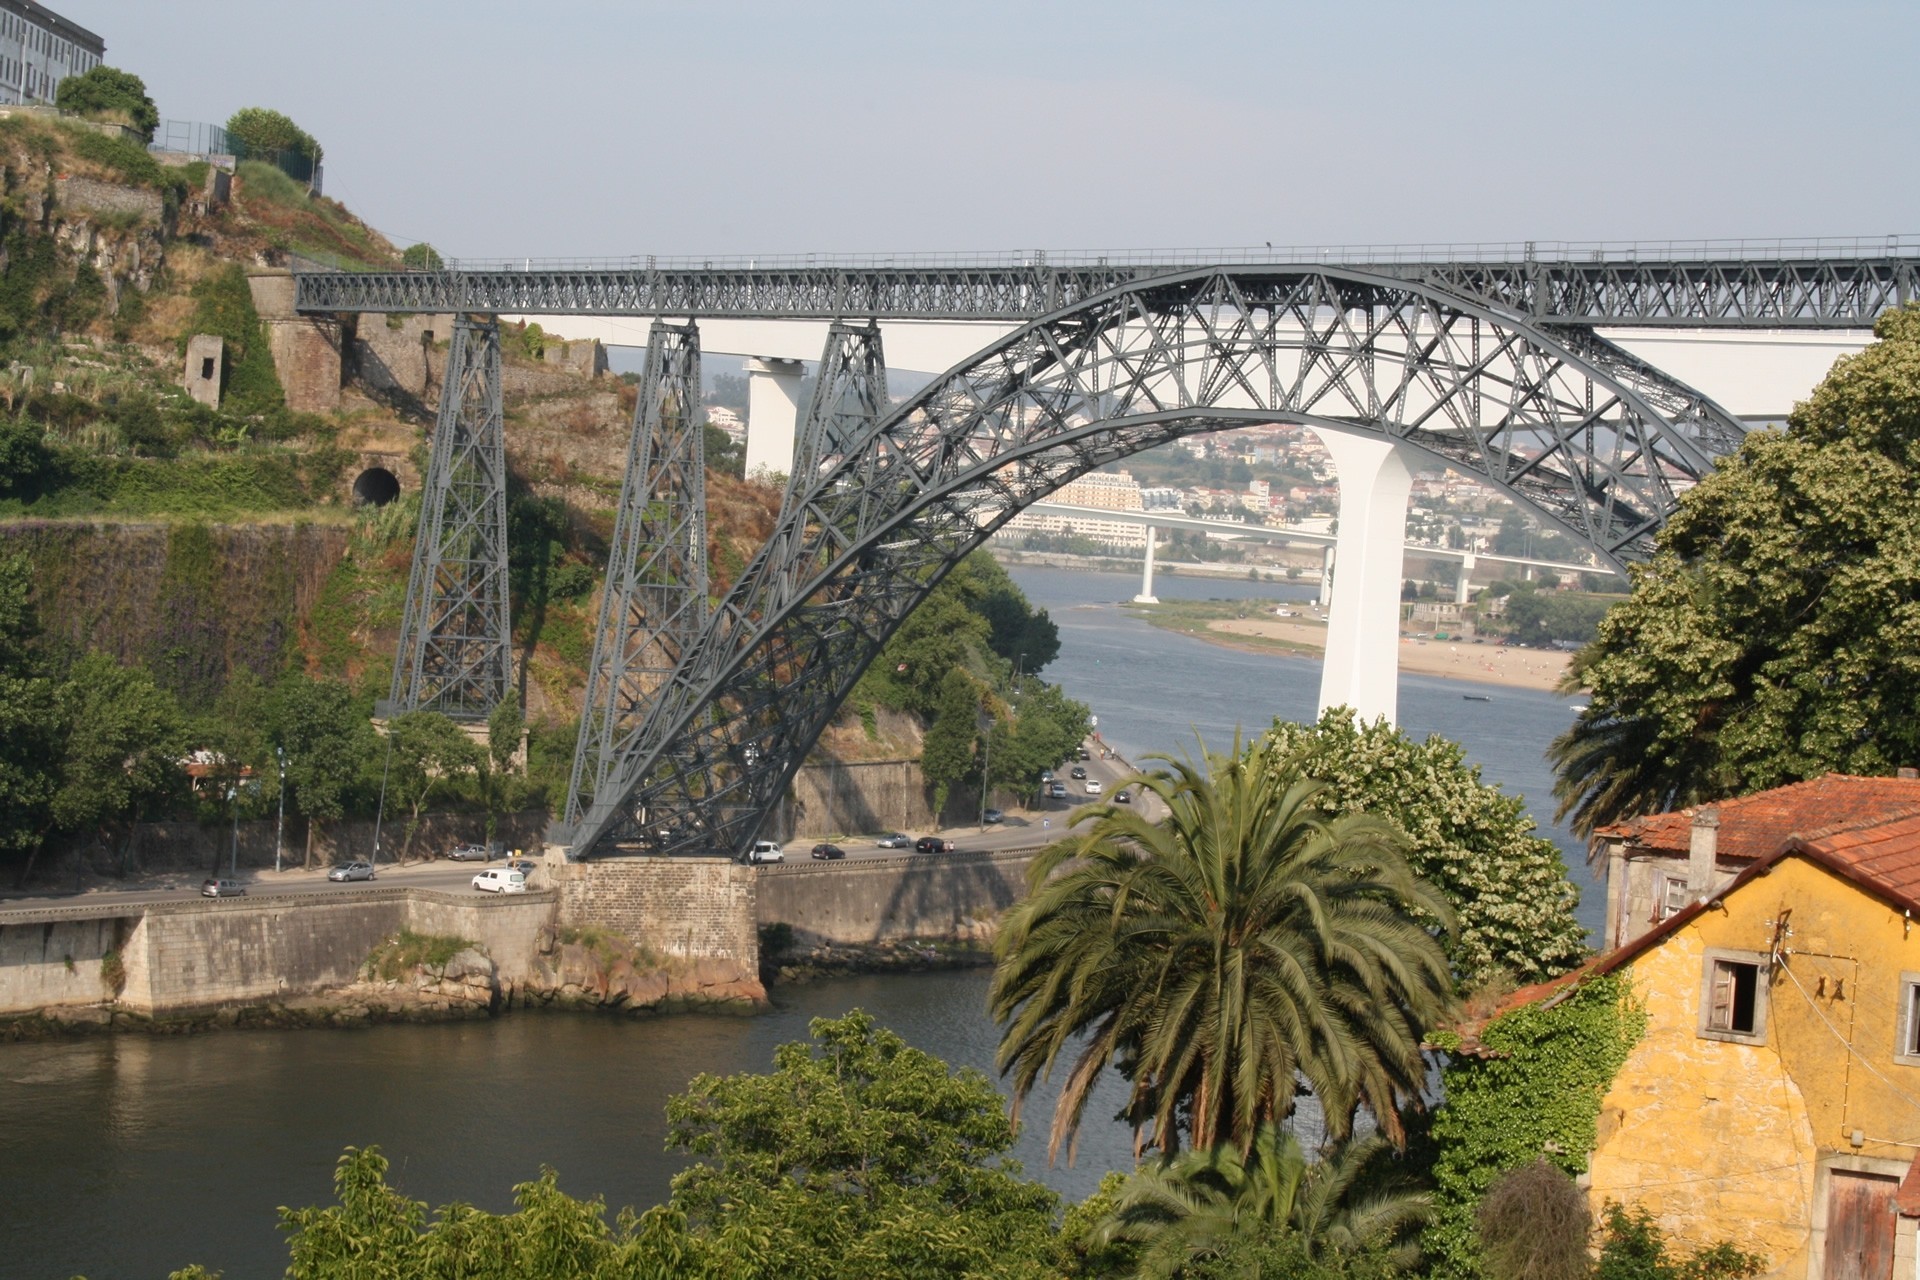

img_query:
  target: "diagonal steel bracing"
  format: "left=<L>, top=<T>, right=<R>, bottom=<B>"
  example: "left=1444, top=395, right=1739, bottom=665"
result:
left=384, top=315, right=513, bottom=721
left=789, top=322, right=888, bottom=499
left=553, top=322, right=707, bottom=840
left=562, top=266, right=1754, bottom=861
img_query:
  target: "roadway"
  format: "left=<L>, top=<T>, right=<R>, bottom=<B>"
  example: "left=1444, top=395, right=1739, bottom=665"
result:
left=0, top=741, right=1152, bottom=913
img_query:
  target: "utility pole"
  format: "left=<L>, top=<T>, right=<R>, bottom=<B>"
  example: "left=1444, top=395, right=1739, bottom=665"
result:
left=274, top=747, right=287, bottom=874
left=977, top=706, right=995, bottom=830
left=227, top=783, right=241, bottom=878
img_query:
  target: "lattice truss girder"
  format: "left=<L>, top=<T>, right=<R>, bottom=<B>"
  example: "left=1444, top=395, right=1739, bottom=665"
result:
left=557, top=322, right=707, bottom=835
left=387, top=316, right=512, bottom=721
left=564, top=267, right=1748, bottom=860
left=294, top=256, right=1917, bottom=326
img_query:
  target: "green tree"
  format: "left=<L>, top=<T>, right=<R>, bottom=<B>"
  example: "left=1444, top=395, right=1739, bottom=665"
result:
left=1259, top=710, right=1587, bottom=987
left=1092, top=1127, right=1428, bottom=1278
left=269, top=673, right=377, bottom=865
left=224, top=106, right=324, bottom=163
left=663, top=1010, right=1061, bottom=1278
left=1552, top=306, right=1920, bottom=834
left=0, top=555, right=59, bottom=882
left=992, top=736, right=1456, bottom=1163
left=48, top=652, right=186, bottom=846
left=919, top=668, right=981, bottom=819
left=865, top=572, right=993, bottom=716
left=385, top=711, right=483, bottom=859
left=988, top=680, right=1091, bottom=798
left=401, top=242, right=444, bottom=270
left=184, top=264, right=284, bottom=416
left=55, top=65, right=158, bottom=141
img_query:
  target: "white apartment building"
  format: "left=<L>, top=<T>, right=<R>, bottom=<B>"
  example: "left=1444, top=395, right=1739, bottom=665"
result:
left=1003, top=469, right=1148, bottom=549
left=0, top=1, right=104, bottom=107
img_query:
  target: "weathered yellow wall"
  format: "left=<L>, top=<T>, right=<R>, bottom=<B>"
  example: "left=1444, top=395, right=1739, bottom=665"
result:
left=1591, top=856, right=1920, bottom=1278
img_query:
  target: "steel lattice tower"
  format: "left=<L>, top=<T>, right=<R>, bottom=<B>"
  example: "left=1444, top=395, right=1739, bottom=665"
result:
left=556, top=321, right=706, bottom=839
left=789, top=322, right=887, bottom=500
left=384, top=315, right=513, bottom=721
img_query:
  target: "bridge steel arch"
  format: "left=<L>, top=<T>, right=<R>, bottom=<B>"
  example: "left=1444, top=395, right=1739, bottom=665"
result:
left=563, top=265, right=1747, bottom=860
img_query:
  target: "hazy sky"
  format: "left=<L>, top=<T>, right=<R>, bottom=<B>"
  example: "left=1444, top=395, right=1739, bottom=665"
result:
left=70, top=1, right=1920, bottom=260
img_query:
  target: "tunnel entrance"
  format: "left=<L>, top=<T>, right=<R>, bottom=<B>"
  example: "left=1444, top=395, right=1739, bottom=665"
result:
left=352, top=467, right=401, bottom=507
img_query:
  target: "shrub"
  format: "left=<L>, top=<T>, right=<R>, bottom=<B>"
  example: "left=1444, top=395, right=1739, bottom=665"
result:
left=365, top=929, right=474, bottom=982
left=1477, top=1159, right=1589, bottom=1280
left=1594, top=1202, right=1765, bottom=1280
left=401, top=242, right=443, bottom=270
left=184, top=265, right=283, bottom=416
left=55, top=66, right=158, bottom=142
left=224, top=106, right=323, bottom=164
left=58, top=124, right=171, bottom=191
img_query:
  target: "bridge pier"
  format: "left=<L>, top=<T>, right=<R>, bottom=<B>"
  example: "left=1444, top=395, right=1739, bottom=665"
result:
left=744, top=356, right=805, bottom=478
left=1314, top=430, right=1415, bottom=725
left=1456, top=552, right=1477, bottom=604
left=1134, top=525, right=1160, bottom=603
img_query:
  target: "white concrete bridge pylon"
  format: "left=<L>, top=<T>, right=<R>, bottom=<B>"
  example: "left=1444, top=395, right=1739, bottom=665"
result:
left=1134, top=525, right=1159, bottom=604
left=1312, top=430, right=1416, bottom=725
left=743, top=357, right=804, bottom=478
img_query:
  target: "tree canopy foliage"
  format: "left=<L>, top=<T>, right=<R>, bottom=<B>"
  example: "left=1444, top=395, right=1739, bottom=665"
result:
left=1552, top=306, right=1920, bottom=834
left=1260, top=711, right=1587, bottom=987
left=54, top=66, right=158, bottom=142
left=224, top=106, right=324, bottom=163
left=993, top=736, right=1456, bottom=1162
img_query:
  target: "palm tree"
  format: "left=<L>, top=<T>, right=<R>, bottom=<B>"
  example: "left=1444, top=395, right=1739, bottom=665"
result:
left=1548, top=702, right=1729, bottom=838
left=1091, top=1126, right=1429, bottom=1278
left=990, top=735, right=1455, bottom=1166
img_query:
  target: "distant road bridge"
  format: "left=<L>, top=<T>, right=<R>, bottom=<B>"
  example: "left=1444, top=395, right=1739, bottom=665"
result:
left=291, top=239, right=1920, bottom=860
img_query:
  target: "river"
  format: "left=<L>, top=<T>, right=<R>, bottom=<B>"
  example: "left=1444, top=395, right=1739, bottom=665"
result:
left=0, top=564, right=1594, bottom=1280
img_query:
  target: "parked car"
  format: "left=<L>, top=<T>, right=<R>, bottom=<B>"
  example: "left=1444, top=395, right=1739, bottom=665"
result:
left=472, top=868, right=527, bottom=893
left=983, top=808, right=1005, bottom=824
left=914, top=836, right=955, bottom=854
left=1046, top=781, right=1069, bottom=799
left=1113, top=789, right=1131, bottom=804
left=327, top=861, right=375, bottom=882
left=810, top=842, right=845, bottom=860
left=1069, top=766, right=1088, bottom=780
left=747, top=840, right=785, bottom=864
left=446, top=843, right=490, bottom=862
left=1084, top=779, right=1104, bottom=795
left=1039, top=770, right=1055, bottom=784
left=874, top=832, right=912, bottom=849
left=1077, top=746, right=1091, bottom=761
left=200, top=877, right=245, bottom=898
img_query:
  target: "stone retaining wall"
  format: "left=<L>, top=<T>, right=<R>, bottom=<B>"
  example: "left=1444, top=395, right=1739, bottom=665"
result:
left=756, top=847, right=1039, bottom=945
left=554, top=857, right=758, bottom=970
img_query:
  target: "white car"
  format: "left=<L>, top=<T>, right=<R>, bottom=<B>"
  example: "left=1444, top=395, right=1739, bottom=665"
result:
left=1084, top=779, right=1104, bottom=795
left=747, top=840, right=785, bottom=864
left=472, top=868, right=527, bottom=893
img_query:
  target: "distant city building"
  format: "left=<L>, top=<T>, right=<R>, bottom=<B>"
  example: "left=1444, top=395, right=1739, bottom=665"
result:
left=1139, top=486, right=1183, bottom=510
left=1003, top=469, right=1147, bottom=549
left=0, top=2, right=105, bottom=107
left=705, top=404, right=745, bottom=443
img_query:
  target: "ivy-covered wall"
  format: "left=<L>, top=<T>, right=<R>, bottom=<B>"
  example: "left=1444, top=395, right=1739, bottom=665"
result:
left=2, top=519, right=348, bottom=707
left=1424, top=972, right=1647, bottom=1279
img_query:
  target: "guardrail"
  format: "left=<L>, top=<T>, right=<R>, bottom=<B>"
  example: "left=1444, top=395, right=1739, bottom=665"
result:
left=0, top=885, right=556, bottom=926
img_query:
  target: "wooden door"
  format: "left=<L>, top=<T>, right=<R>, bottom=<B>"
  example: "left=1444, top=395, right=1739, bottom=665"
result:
left=1825, top=1170, right=1898, bottom=1280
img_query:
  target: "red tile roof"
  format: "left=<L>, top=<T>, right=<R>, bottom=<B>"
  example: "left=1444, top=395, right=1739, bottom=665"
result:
left=1597, top=774, right=1920, bottom=863
left=1795, top=810, right=1920, bottom=911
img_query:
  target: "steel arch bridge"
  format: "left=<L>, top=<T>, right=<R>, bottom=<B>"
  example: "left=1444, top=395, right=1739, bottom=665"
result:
left=548, top=264, right=1755, bottom=859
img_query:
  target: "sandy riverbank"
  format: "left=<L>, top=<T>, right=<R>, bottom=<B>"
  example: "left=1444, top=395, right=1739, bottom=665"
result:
left=1204, top=618, right=1577, bottom=692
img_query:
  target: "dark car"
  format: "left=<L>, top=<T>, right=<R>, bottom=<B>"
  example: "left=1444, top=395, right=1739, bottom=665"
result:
left=1069, top=766, right=1088, bottom=780
left=506, top=858, right=538, bottom=876
left=1077, top=747, right=1091, bottom=761
left=445, top=843, right=490, bottom=862
left=810, top=842, right=845, bottom=860
left=1113, top=789, right=1131, bottom=804
left=914, top=836, right=955, bottom=854
left=1039, top=770, right=1055, bottom=784
left=327, top=860, right=375, bottom=882
left=874, top=832, right=912, bottom=849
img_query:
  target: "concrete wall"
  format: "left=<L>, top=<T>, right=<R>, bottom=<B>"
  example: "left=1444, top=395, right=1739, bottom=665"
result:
left=780, top=758, right=935, bottom=840
left=0, top=915, right=128, bottom=1010
left=757, top=847, right=1039, bottom=944
left=0, top=889, right=557, bottom=1019
left=247, top=269, right=342, bottom=414
left=555, top=858, right=758, bottom=970
left=54, top=175, right=165, bottom=222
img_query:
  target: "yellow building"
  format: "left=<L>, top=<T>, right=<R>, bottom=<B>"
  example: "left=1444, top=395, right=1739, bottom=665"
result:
left=1518, top=808, right=1920, bottom=1279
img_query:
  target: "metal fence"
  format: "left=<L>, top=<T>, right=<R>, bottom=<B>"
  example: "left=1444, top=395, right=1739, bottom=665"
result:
left=148, top=117, right=322, bottom=193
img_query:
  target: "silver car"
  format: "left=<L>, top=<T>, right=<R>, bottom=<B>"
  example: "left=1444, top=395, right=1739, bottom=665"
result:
left=327, top=861, right=375, bottom=882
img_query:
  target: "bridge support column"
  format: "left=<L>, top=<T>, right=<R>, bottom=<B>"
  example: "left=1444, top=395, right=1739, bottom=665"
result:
left=744, top=356, right=804, bottom=479
left=381, top=315, right=512, bottom=721
left=1456, top=552, right=1477, bottom=604
left=1318, top=545, right=1334, bottom=607
left=1314, top=431, right=1415, bottom=725
left=1134, top=525, right=1159, bottom=604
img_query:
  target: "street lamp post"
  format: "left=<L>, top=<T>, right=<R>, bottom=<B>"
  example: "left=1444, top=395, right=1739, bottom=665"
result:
left=227, top=783, right=241, bottom=879
left=274, top=747, right=287, bottom=874
left=977, top=707, right=995, bottom=831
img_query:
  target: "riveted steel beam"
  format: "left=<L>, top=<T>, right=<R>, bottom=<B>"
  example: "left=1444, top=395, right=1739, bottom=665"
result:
left=382, top=316, right=513, bottom=722
left=562, top=266, right=1751, bottom=861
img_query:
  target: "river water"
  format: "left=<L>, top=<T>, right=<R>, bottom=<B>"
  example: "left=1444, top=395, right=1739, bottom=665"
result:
left=0, top=564, right=1594, bottom=1280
